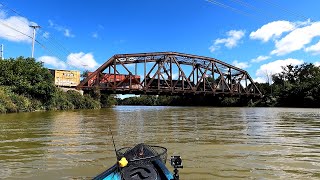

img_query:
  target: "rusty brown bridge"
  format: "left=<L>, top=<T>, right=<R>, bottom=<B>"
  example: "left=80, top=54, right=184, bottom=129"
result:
left=77, top=52, right=262, bottom=97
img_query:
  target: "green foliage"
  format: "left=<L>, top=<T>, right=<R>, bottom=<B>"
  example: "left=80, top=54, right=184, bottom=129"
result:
left=220, top=97, right=239, bottom=107
left=46, top=89, right=74, bottom=110
left=81, top=70, right=89, bottom=78
left=118, top=95, right=161, bottom=106
left=117, top=62, right=320, bottom=108
left=0, top=87, right=17, bottom=113
left=66, top=90, right=100, bottom=109
left=66, top=90, right=85, bottom=109
left=83, top=94, right=101, bottom=109
left=0, top=57, right=56, bottom=101
left=10, top=93, right=33, bottom=112
left=256, top=63, right=320, bottom=107
left=0, top=57, right=102, bottom=113
left=117, top=95, right=248, bottom=107
left=46, top=90, right=101, bottom=110
left=88, top=87, right=101, bottom=101
left=101, top=94, right=116, bottom=107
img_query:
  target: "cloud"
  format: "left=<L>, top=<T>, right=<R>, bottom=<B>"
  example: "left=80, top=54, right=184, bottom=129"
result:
left=208, top=45, right=219, bottom=53
left=0, top=10, right=6, bottom=18
left=64, top=29, right=74, bottom=38
left=271, top=22, right=320, bottom=56
left=42, top=32, right=50, bottom=38
left=216, top=30, right=245, bottom=48
left=232, top=60, right=249, bottom=69
left=0, top=10, right=34, bottom=43
left=98, top=24, right=104, bottom=29
left=209, top=30, right=245, bottom=52
left=253, top=77, right=266, bottom=83
left=172, top=72, right=179, bottom=79
left=48, top=20, right=75, bottom=38
left=38, top=52, right=99, bottom=70
left=250, top=21, right=295, bottom=42
left=305, top=40, right=320, bottom=55
left=67, top=52, right=99, bottom=70
left=92, top=32, right=98, bottom=38
left=315, top=62, right=320, bottom=66
left=255, top=58, right=304, bottom=83
left=38, top=56, right=67, bottom=69
left=251, top=55, right=270, bottom=63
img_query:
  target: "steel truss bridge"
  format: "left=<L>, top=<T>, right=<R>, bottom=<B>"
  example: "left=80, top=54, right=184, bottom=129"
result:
left=77, top=52, right=262, bottom=97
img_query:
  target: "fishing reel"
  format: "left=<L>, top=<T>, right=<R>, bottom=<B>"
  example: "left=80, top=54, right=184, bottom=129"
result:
left=170, top=156, right=183, bottom=180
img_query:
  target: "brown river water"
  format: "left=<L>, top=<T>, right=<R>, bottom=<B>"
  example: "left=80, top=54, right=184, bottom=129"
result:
left=0, top=106, right=320, bottom=179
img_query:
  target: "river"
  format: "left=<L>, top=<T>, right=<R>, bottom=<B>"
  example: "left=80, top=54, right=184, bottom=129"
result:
left=0, top=106, right=319, bottom=179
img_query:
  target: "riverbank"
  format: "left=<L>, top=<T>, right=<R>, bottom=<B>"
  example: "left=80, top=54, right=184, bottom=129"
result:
left=0, top=57, right=104, bottom=114
left=1, top=57, right=319, bottom=114
left=0, top=86, right=101, bottom=113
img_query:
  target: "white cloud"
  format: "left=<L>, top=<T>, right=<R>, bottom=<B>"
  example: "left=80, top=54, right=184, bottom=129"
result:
left=232, top=60, right=249, bottom=69
left=251, top=55, right=270, bottom=63
left=92, top=32, right=98, bottom=38
left=250, top=21, right=295, bottom=42
left=209, top=45, right=219, bottom=53
left=315, top=62, right=320, bottom=66
left=209, top=30, right=245, bottom=52
left=253, top=77, right=266, bottom=83
left=305, top=40, right=320, bottom=55
left=0, top=10, right=34, bottom=43
left=38, top=56, right=67, bottom=69
left=48, top=20, right=75, bottom=38
left=216, top=30, right=245, bottom=48
left=67, top=52, right=99, bottom=70
left=43, top=32, right=50, bottom=38
left=172, top=73, right=179, bottom=79
left=38, top=52, right=99, bottom=70
left=255, top=58, right=304, bottom=83
left=64, top=29, right=74, bottom=38
left=271, top=22, right=320, bottom=56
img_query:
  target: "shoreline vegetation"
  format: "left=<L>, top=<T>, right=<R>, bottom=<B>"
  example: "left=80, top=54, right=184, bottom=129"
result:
left=1, top=57, right=320, bottom=114
left=0, top=57, right=113, bottom=114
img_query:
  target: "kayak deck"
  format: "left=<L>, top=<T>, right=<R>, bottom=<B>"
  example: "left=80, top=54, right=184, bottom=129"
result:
left=93, top=144, right=174, bottom=180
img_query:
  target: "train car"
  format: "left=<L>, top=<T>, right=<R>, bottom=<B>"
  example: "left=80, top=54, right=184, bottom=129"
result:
left=50, top=69, right=81, bottom=87
left=87, top=72, right=140, bottom=86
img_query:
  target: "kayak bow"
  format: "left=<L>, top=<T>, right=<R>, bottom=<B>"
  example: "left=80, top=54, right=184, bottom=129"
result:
left=93, top=143, right=182, bottom=180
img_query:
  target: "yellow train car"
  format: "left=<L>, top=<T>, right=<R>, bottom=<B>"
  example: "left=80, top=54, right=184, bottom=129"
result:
left=50, top=69, right=80, bottom=87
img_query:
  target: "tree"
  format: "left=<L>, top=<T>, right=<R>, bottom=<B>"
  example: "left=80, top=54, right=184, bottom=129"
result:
left=272, top=63, right=320, bottom=107
left=0, top=57, right=56, bottom=101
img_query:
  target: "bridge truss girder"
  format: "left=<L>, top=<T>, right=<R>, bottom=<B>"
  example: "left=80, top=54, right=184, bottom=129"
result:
left=77, top=52, right=262, bottom=97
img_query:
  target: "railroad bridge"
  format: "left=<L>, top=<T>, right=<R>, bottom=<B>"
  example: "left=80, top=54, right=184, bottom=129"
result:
left=77, top=52, right=262, bottom=97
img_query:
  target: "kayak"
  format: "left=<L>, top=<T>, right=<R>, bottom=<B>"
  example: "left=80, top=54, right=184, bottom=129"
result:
left=93, top=143, right=181, bottom=180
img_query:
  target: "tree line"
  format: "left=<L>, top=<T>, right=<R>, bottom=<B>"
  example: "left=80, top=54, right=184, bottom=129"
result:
left=1, top=57, right=319, bottom=113
left=117, top=63, right=320, bottom=108
left=255, top=63, right=320, bottom=107
left=0, top=57, right=114, bottom=113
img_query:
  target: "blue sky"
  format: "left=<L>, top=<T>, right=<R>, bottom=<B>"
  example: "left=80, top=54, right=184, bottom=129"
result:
left=1, top=0, right=320, bottom=83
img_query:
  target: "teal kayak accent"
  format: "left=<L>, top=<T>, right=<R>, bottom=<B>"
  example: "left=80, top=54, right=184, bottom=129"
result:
left=93, top=144, right=176, bottom=180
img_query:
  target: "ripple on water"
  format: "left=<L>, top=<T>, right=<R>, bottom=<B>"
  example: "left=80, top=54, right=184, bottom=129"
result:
left=0, top=107, right=320, bottom=179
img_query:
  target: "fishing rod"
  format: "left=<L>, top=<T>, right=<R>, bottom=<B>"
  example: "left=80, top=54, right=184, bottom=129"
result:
left=108, top=128, right=126, bottom=179
left=109, top=128, right=118, bottom=159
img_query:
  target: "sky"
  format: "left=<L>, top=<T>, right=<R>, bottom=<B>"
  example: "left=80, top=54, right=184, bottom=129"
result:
left=1, top=0, right=320, bottom=84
